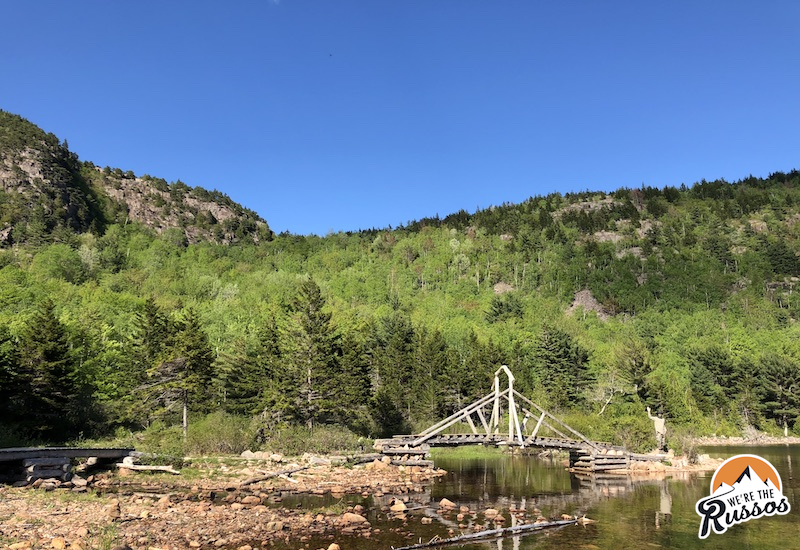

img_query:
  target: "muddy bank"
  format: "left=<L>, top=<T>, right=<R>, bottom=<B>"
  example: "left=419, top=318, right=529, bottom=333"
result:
left=0, top=457, right=449, bottom=550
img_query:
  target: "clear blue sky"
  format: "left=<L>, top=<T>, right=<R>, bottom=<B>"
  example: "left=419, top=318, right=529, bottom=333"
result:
left=3, top=2, right=799, bottom=235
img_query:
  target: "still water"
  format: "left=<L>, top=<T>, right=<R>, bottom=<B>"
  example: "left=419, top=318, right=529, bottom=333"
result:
left=275, top=445, right=800, bottom=550
left=429, top=445, right=800, bottom=550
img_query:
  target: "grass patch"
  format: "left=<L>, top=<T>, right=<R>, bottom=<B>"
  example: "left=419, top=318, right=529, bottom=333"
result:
left=430, top=445, right=506, bottom=460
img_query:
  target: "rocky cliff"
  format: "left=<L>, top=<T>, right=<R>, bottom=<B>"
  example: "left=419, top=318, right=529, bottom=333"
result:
left=0, top=110, right=271, bottom=245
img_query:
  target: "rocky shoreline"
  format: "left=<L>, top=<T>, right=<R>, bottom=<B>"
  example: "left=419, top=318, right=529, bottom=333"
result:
left=0, top=456, right=458, bottom=550
left=2, top=454, right=590, bottom=550
left=693, top=435, right=800, bottom=446
left=0, top=445, right=750, bottom=550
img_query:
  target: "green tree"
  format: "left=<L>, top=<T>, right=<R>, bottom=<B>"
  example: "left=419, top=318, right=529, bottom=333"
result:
left=218, top=318, right=283, bottom=418
left=486, top=292, right=523, bottom=323
left=0, top=324, right=23, bottom=440
left=531, top=325, right=591, bottom=409
left=761, top=353, right=800, bottom=433
left=17, top=300, right=82, bottom=440
left=146, top=308, right=215, bottom=437
left=284, top=278, right=344, bottom=428
left=370, top=312, right=415, bottom=427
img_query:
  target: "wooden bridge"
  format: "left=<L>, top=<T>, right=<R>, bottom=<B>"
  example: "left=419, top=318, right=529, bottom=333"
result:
left=0, top=447, right=133, bottom=485
left=375, top=366, right=665, bottom=472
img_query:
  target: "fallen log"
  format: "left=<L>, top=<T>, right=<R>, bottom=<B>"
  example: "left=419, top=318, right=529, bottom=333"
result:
left=115, top=463, right=180, bottom=475
left=391, top=518, right=579, bottom=550
left=239, top=466, right=309, bottom=488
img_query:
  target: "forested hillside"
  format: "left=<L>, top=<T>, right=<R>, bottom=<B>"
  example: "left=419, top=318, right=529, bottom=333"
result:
left=2, top=110, right=800, bottom=453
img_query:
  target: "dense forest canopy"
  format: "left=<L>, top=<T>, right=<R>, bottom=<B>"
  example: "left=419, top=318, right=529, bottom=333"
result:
left=2, top=110, right=800, bottom=452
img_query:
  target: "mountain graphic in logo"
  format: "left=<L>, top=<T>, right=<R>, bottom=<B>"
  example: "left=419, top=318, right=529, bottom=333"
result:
left=711, top=455, right=782, bottom=493
left=697, top=454, right=790, bottom=538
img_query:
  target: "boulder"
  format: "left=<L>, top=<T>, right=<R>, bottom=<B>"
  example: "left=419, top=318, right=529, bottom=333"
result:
left=439, top=498, right=456, bottom=509
left=341, top=512, right=368, bottom=525
left=389, top=500, right=407, bottom=512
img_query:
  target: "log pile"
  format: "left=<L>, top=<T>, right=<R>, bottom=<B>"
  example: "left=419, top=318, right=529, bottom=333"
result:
left=569, top=449, right=629, bottom=472
left=377, top=444, right=433, bottom=468
left=23, top=457, right=72, bottom=483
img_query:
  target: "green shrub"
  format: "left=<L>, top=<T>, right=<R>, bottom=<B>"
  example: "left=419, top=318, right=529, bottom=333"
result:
left=185, top=412, right=253, bottom=456
left=135, top=421, right=186, bottom=457
left=262, top=425, right=365, bottom=456
left=668, top=425, right=699, bottom=463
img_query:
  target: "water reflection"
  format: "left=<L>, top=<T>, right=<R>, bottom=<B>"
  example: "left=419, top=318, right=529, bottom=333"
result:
left=429, top=446, right=800, bottom=550
left=270, top=446, right=800, bottom=550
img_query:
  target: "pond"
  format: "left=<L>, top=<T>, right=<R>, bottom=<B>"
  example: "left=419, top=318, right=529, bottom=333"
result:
left=275, top=445, right=800, bottom=550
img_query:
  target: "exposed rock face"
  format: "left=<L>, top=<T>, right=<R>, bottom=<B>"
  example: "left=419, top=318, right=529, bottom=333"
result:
left=493, top=282, right=515, bottom=294
left=0, top=110, right=271, bottom=245
left=88, top=167, right=271, bottom=244
left=566, top=289, right=611, bottom=321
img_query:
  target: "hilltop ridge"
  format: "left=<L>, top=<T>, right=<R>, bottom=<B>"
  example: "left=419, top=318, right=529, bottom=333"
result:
left=0, top=110, right=272, bottom=246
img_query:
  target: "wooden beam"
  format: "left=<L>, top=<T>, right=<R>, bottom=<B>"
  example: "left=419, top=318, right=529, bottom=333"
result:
left=116, top=463, right=181, bottom=475
left=465, top=413, right=478, bottom=435
left=476, top=407, right=491, bottom=434
left=391, top=518, right=577, bottom=550
left=0, top=447, right=133, bottom=462
left=530, top=411, right=545, bottom=439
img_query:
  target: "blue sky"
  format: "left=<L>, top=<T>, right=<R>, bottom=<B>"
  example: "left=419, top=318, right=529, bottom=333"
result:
left=3, top=2, right=799, bottom=235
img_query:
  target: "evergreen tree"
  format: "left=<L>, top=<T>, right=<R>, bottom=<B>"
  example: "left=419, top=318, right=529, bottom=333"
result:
left=17, top=300, right=80, bottom=439
left=337, top=328, right=372, bottom=431
left=124, top=298, right=172, bottom=428
left=370, top=312, right=415, bottom=426
left=413, top=327, right=450, bottom=422
left=218, top=319, right=282, bottom=418
left=531, top=325, right=591, bottom=409
left=146, top=307, right=215, bottom=436
left=761, top=353, right=800, bottom=433
left=732, top=357, right=765, bottom=427
left=133, top=297, right=169, bottom=369
left=438, top=330, right=497, bottom=416
left=0, top=324, right=22, bottom=438
left=284, top=278, right=344, bottom=428
left=688, top=345, right=732, bottom=415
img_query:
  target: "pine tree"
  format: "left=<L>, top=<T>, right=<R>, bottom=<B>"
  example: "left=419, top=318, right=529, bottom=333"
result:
left=284, top=278, right=343, bottom=428
left=337, top=328, right=372, bottom=430
left=218, top=319, right=283, bottom=418
left=17, top=300, right=80, bottom=439
left=761, top=353, right=800, bottom=433
left=145, top=307, right=215, bottom=436
left=0, top=324, right=22, bottom=436
left=532, top=325, right=591, bottom=409
left=371, top=312, right=415, bottom=425
left=124, top=298, right=171, bottom=428
left=413, top=327, right=449, bottom=422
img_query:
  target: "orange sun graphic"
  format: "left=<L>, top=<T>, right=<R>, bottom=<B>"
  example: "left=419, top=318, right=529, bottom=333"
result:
left=710, top=454, right=782, bottom=493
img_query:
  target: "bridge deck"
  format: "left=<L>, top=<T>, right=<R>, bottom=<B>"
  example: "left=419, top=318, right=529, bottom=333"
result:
left=380, top=433, right=619, bottom=452
left=0, top=447, right=134, bottom=462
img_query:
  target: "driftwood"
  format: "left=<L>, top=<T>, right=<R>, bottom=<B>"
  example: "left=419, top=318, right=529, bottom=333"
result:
left=115, top=463, right=181, bottom=475
left=239, top=466, right=309, bottom=488
left=391, top=518, right=578, bottom=550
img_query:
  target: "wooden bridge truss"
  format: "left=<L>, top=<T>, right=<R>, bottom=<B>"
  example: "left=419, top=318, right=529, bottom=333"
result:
left=376, top=366, right=664, bottom=471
